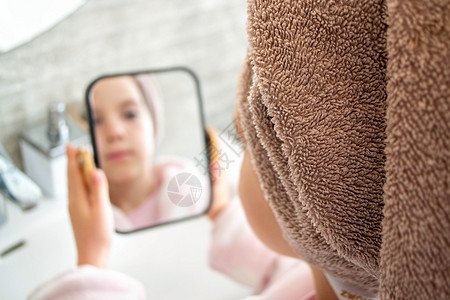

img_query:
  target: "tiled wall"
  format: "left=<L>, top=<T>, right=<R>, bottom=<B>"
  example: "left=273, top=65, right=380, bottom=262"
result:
left=0, top=0, right=247, bottom=167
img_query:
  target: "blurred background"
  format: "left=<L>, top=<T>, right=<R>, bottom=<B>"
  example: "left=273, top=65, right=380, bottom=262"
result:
left=0, top=1, right=251, bottom=299
left=0, top=0, right=247, bottom=168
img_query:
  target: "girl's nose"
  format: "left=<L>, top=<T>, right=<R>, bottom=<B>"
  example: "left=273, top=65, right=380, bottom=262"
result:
left=104, top=120, right=125, bottom=142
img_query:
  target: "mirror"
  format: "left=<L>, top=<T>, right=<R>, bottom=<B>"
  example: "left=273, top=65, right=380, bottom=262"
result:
left=85, top=67, right=211, bottom=233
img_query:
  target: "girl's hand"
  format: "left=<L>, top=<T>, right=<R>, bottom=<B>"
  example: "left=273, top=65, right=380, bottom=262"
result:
left=66, top=144, right=114, bottom=268
left=207, top=161, right=231, bottom=220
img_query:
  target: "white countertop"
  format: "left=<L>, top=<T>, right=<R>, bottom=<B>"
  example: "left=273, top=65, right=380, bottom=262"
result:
left=0, top=195, right=251, bottom=299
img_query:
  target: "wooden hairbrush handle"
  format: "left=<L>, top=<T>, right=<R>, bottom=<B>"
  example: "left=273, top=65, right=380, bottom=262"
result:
left=206, top=127, right=220, bottom=165
left=77, top=147, right=95, bottom=188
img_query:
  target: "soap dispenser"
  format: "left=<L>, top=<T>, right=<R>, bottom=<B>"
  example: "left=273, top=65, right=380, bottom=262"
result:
left=47, top=102, right=70, bottom=147
left=20, top=102, right=90, bottom=198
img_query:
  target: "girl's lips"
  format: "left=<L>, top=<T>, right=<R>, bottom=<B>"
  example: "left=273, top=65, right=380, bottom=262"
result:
left=107, top=150, right=131, bottom=161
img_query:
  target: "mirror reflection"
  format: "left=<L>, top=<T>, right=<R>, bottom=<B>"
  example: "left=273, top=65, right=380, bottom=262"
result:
left=87, top=68, right=211, bottom=232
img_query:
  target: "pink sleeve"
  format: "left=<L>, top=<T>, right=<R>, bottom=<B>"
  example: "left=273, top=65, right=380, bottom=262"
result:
left=208, top=197, right=281, bottom=291
left=209, top=198, right=316, bottom=299
left=29, top=265, right=146, bottom=300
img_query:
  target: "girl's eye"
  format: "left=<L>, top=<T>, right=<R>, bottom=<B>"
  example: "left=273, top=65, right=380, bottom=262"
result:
left=124, top=110, right=138, bottom=119
left=93, top=117, right=102, bottom=125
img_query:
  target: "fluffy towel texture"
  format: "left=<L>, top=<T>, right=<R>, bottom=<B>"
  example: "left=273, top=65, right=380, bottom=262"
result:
left=134, top=74, right=164, bottom=144
left=380, top=1, right=450, bottom=298
left=236, top=0, right=449, bottom=298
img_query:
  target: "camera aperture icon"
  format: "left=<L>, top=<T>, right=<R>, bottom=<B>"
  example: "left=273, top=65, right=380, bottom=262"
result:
left=167, top=172, right=202, bottom=207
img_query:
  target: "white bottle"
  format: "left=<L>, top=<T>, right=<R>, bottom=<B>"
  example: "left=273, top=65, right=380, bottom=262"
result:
left=20, top=102, right=90, bottom=198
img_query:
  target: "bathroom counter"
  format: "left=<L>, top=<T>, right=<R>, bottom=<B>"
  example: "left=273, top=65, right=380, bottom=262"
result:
left=0, top=196, right=251, bottom=299
left=0, top=197, right=69, bottom=257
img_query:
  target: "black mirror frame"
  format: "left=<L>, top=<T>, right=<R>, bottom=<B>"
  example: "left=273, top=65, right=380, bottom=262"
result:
left=84, top=66, right=212, bottom=234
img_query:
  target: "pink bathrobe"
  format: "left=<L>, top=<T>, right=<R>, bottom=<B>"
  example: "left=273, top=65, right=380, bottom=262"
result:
left=30, top=198, right=315, bottom=300
left=209, top=198, right=315, bottom=300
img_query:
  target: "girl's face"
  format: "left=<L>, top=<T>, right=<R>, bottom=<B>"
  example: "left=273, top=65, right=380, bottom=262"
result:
left=91, top=76, right=155, bottom=184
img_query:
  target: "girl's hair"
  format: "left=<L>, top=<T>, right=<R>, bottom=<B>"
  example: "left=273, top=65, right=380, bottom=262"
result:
left=132, top=74, right=164, bottom=144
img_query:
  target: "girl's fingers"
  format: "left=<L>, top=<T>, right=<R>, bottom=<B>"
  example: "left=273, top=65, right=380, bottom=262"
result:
left=90, top=169, right=110, bottom=209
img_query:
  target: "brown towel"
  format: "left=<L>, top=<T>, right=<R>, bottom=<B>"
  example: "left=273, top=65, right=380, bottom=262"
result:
left=381, top=0, right=450, bottom=298
left=236, top=0, right=449, bottom=298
